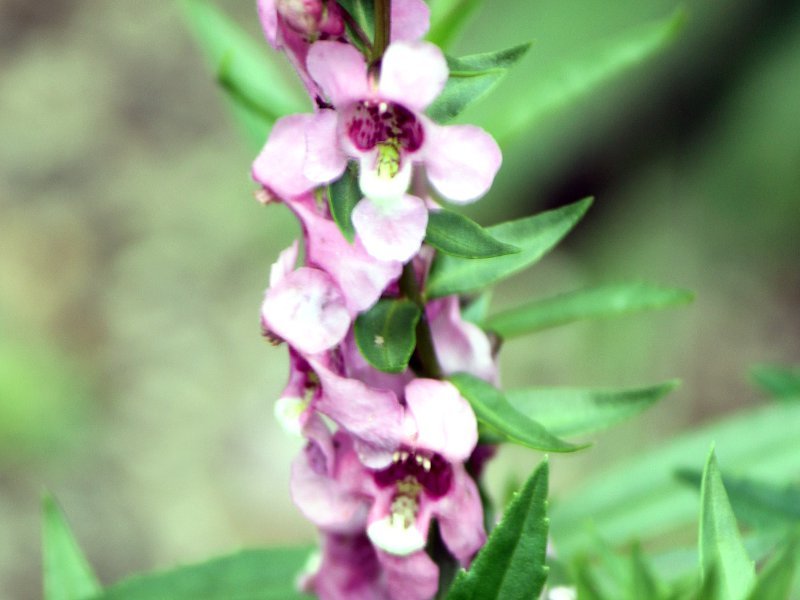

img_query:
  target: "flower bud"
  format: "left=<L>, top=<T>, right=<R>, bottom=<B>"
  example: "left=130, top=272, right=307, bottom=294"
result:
left=276, top=0, right=344, bottom=39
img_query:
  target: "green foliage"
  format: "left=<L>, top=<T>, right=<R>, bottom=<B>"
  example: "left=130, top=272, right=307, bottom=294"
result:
left=427, top=44, right=531, bottom=124
left=746, top=536, right=798, bottom=600
left=447, top=460, right=549, bottom=600
left=95, top=547, right=312, bottom=599
left=182, top=0, right=307, bottom=148
left=42, top=494, right=100, bottom=600
left=629, top=543, right=661, bottom=599
left=327, top=163, right=360, bottom=243
left=426, top=198, right=592, bottom=298
left=427, top=0, right=486, bottom=50
left=337, top=0, right=376, bottom=41
left=354, top=299, right=421, bottom=373
left=425, top=209, right=519, bottom=258
left=749, top=364, right=800, bottom=400
left=482, top=282, right=694, bottom=338
left=449, top=373, right=583, bottom=452
left=505, top=380, right=678, bottom=438
left=698, top=448, right=755, bottom=600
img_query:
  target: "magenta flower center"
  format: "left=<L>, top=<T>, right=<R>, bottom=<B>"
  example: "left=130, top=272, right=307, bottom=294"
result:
left=373, top=449, right=453, bottom=499
left=345, top=101, right=425, bottom=154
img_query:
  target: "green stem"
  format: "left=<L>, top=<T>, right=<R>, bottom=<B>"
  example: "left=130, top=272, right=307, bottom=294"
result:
left=372, top=0, right=391, bottom=63
left=400, top=262, right=443, bottom=380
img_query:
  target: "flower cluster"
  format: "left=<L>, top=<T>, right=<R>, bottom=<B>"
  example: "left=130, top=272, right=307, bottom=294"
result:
left=254, top=1, right=502, bottom=598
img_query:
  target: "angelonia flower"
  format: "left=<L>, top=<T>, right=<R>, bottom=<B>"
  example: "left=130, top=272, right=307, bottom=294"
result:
left=253, top=2, right=502, bottom=598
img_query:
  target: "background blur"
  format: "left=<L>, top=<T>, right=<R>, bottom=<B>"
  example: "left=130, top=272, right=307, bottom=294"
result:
left=1, top=0, right=798, bottom=597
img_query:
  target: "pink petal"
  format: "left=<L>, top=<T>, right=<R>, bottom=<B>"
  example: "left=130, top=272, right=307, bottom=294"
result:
left=261, top=267, right=350, bottom=354
left=269, top=241, right=299, bottom=287
left=379, top=42, right=448, bottom=112
left=358, top=153, right=413, bottom=201
left=307, top=41, right=370, bottom=108
left=341, top=331, right=413, bottom=398
left=424, top=122, right=502, bottom=203
left=305, top=532, right=388, bottom=600
left=435, top=465, right=486, bottom=564
left=352, top=195, right=428, bottom=262
left=404, top=379, right=478, bottom=462
left=252, top=114, right=317, bottom=198
left=256, top=0, right=279, bottom=47
left=390, top=0, right=430, bottom=42
left=380, top=551, right=439, bottom=600
left=304, top=109, right=348, bottom=184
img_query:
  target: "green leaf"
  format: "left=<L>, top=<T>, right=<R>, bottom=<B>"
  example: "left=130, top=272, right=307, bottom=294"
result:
left=448, top=373, right=583, bottom=452
left=42, top=494, right=101, bottom=600
left=425, top=209, right=520, bottom=258
left=327, top=164, right=360, bottom=243
left=337, top=0, right=375, bottom=40
left=675, top=470, right=800, bottom=531
left=573, top=559, right=610, bottom=600
left=506, top=380, right=678, bottom=439
left=95, top=547, right=313, bottom=600
left=447, top=460, right=550, bottom=600
left=630, top=543, right=661, bottom=600
left=354, top=299, right=421, bottom=373
left=427, top=44, right=531, bottom=123
left=427, top=198, right=592, bottom=298
left=746, top=536, right=798, bottom=600
left=750, top=364, right=800, bottom=400
left=182, top=0, right=307, bottom=148
left=482, top=282, right=694, bottom=338
left=461, top=291, right=493, bottom=325
left=490, top=10, right=686, bottom=142
left=428, top=0, right=485, bottom=50
left=699, top=448, right=755, bottom=600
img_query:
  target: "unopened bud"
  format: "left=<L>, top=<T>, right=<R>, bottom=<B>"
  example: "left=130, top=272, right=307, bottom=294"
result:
left=276, top=0, right=344, bottom=39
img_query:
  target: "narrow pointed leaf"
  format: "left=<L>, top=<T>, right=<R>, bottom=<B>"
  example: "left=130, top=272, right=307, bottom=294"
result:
left=491, top=10, right=686, bottom=142
left=506, top=381, right=678, bottom=438
left=483, top=283, right=694, bottom=338
left=428, top=0, right=485, bottom=50
left=427, top=198, right=592, bottom=298
left=447, top=460, right=550, bottom=600
left=630, top=543, right=660, bottom=600
left=573, top=560, right=610, bottom=600
left=427, top=44, right=531, bottom=123
left=746, top=536, right=798, bottom=600
left=750, top=364, right=800, bottom=400
left=355, top=299, right=421, bottom=373
left=461, top=291, right=493, bottom=325
left=96, top=547, right=312, bottom=599
left=449, top=373, right=583, bottom=452
left=699, top=448, right=755, bottom=600
left=425, top=209, right=519, bottom=258
left=42, top=494, right=101, bottom=600
left=328, top=164, right=360, bottom=243
left=337, top=0, right=375, bottom=39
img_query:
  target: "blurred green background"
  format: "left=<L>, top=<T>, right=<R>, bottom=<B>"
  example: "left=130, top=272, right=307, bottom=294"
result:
left=1, top=0, right=798, bottom=598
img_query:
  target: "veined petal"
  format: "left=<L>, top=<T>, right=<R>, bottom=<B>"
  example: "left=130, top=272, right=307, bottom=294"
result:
left=424, top=122, right=502, bottom=203
left=359, top=152, right=413, bottom=202
left=435, top=465, right=486, bottom=564
left=379, top=42, right=448, bottom=112
left=261, top=267, right=350, bottom=354
left=304, top=109, right=348, bottom=184
left=252, top=114, right=317, bottom=198
left=404, top=379, right=478, bottom=462
left=390, top=0, right=430, bottom=42
left=380, top=551, right=439, bottom=600
left=256, top=0, right=279, bottom=47
left=352, top=195, right=428, bottom=263
left=305, top=533, right=387, bottom=600
left=307, top=41, right=370, bottom=108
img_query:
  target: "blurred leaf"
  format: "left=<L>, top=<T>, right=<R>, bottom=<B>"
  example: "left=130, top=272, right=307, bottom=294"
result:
left=425, top=208, right=519, bottom=258
left=630, top=543, right=661, bottom=599
left=427, top=198, right=592, bottom=298
left=675, top=470, right=800, bottom=531
left=505, top=380, right=678, bottom=438
left=96, top=547, right=312, bottom=600
left=461, top=291, right=493, bottom=325
left=699, top=448, right=755, bottom=600
left=491, top=10, right=686, bottom=142
left=749, top=364, right=800, bottom=400
left=428, top=0, right=485, bottom=50
left=182, top=0, right=307, bottom=148
left=328, top=163, right=360, bottom=243
left=550, top=402, right=800, bottom=555
left=573, top=558, right=610, bottom=600
left=338, top=0, right=375, bottom=40
left=42, top=494, right=100, bottom=600
left=427, top=44, right=531, bottom=123
left=482, top=283, right=694, bottom=338
left=355, top=299, right=421, bottom=373
left=449, top=373, right=583, bottom=452
left=746, top=536, right=798, bottom=600
left=447, top=460, right=549, bottom=600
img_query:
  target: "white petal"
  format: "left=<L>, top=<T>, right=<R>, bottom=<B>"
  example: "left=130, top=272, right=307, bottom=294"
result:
left=359, top=153, right=413, bottom=202
left=367, top=517, right=427, bottom=556
left=352, top=195, right=428, bottom=262
left=273, top=396, right=307, bottom=437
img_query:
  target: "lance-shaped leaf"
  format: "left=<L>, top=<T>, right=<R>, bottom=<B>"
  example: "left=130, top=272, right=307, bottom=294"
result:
left=427, top=44, right=531, bottom=123
left=447, top=460, right=550, bottom=600
left=749, top=363, right=800, bottom=400
left=449, top=373, right=583, bottom=452
left=42, top=494, right=101, bottom=600
left=328, top=164, right=360, bottom=243
left=699, top=448, right=755, bottom=600
left=425, top=208, right=519, bottom=258
left=337, top=0, right=375, bottom=40
left=630, top=543, right=661, bottom=600
left=427, top=198, right=592, bottom=298
left=96, top=547, right=313, bottom=600
left=182, top=0, right=307, bottom=148
left=506, top=380, right=678, bottom=438
left=428, top=0, right=485, bottom=50
left=745, top=535, right=798, bottom=600
left=355, top=299, right=421, bottom=373
left=483, top=283, right=694, bottom=338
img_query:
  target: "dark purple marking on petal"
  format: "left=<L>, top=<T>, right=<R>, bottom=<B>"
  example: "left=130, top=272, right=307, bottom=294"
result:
left=372, top=448, right=453, bottom=499
left=344, top=100, right=424, bottom=153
